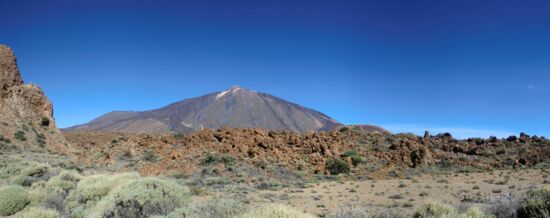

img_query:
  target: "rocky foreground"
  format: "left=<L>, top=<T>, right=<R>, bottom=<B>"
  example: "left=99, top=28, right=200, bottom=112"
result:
left=65, top=126, right=550, bottom=178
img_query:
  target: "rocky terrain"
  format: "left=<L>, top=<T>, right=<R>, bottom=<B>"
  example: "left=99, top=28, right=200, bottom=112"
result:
left=65, top=86, right=342, bottom=134
left=0, top=45, right=69, bottom=153
left=65, top=127, right=550, bottom=178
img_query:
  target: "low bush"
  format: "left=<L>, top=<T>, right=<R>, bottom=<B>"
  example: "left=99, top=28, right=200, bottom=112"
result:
left=88, top=177, right=190, bottom=217
left=239, top=204, right=315, bottom=218
left=201, top=152, right=219, bottom=165
left=485, top=193, right=520, bottom=218
left=0, top=165, right=22, bottom=179
left=165, top=198, right=246, bottom=218
left=413, top=202, right=457, bottom=218
left=142, top=150, right=161, bottom=162
left=220, top=154, right=236, bottom=166
left=342, top=150, right=358, bottom=157
left=518, top=187, right=550, bottom=218
left=414, top=203, right=494, bottom=218
left=463, top=207, right=494, bottom=218
left=65, top=173, right=139, bottom=217
left=326, top=159, right=350, bottom=175
left=36, top=133, right=47, bottom=147
left=28, top=171, right=81, bottom=211
left=12, top=165, right=50, bottom=187
left=14, top=131, right=26, bottom=141
left=329, top=205, right=369, bottom=218
left=15, top=207, right=60, bottom=218
left=350, top=155, right=365, bottom=166
left=0, top=185, right=30, bottom=216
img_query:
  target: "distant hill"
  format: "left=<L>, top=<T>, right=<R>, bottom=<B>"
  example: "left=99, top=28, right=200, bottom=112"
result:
left=66, top=86, right=342, bottom=133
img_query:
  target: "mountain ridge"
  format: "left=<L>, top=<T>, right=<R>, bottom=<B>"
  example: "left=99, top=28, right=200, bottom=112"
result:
left=66, top=86, right=343, bottom=133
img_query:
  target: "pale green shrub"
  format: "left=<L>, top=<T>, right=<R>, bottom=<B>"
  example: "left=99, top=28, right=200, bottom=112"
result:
left=0, top=185, right=30, bottom=216
left=518, top=186, right=550, bottom=218
left=414, top=202, right=458, bottom=218
left=65, top=172, right=139, bottom=217
left=239, top=204, right=315, bottom=218
left=165, top=198, right=246, bottom=218
left=329, top=206, right=369, bottom=218
left=329, top=206, right=397, bottom=218
left=0, top=165, right=21, bottom=179
left=415, top=203, right=494, bottom=218
left=15, top=207, right=60, bottom=218
left=11, top=165, right=50, bottom=187
left=462, top=207, right=494, bottom=218
left=88, top=177, right=190, bottom=218
left=28, top=170, right=81, bottom=210
left=22, top=165, right=49, bottom=178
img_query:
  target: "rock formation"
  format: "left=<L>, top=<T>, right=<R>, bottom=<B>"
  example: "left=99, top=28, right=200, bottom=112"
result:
left=0, top=45, right=70, bottom=153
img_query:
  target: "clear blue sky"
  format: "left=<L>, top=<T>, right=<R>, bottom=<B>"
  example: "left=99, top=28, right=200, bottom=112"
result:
left=1, top=0, right=549, bottom=138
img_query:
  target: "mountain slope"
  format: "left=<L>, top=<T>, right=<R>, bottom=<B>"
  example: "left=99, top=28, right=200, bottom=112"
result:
left=67, top=86, right=342, bottom=133
left=0, top=45, right=70, bottom=153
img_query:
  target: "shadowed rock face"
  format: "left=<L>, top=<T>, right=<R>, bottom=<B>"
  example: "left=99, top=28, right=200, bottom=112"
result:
left=0, top=45, right=69, bottom=153
left=67, top=86, right=342, bottom=133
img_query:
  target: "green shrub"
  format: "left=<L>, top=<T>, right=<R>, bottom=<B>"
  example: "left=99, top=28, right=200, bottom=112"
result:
left=142, top=150, right=161, bottom=162
left=463, top=206, right=494, bottom=218
left=14, top=131, right=26, bottom=141
left=88, top=177, right=190, bottom=217
left=15, top=207, right=60, bottom=218
left=201, top=152, right=219, bottom=165
left=329, top=206, right=369, bottom=218
left=220, top=154, right=236, bottom=166
left=414, top=202, right=458, bottom=218
left=36, top=133, right=46, bottom=147
left=350, top=155, right=365, bottom=166
left=239, top=204, right=315, bottom=218
left=518, top=187, right=550, bottom=218
left=341, top=150, right=358, bottom=157
left=166, top=198, right=246, bottom=218
left=23, top=165, right=49, bottom=178
left=41, top=117, right=50, bottom=127
left=28, top=171, right=81, bottom=208
left=326, top=159, right=350, bottom=175
left=0, top=165, right=21, bottom=179
left=66, top=173, right=139, bottom=217
left=12, top=165, right=50, bottom=187
left=0, top=185, right=30, bottom=216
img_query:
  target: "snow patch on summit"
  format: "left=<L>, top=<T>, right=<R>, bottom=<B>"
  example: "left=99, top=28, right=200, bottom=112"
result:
left=216, top=86, right=241, bottom=99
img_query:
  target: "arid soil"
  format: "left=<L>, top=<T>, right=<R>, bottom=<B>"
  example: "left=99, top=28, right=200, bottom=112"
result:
left=240, top=169, right=549, bottom=217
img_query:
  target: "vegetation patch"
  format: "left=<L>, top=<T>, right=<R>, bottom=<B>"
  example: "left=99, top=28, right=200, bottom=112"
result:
left=16, top=207, right=60, bottom=218
left=240, top=204, right=315, bottom=218
left=0, top=185, right=30, bottom=216
left=14, top=130, right=26, bottom=141
left=518, top=186, right=550, bottom=217
left=326, top=159, right=350, bottom=175
left=89, top=177, right=190, bottom=217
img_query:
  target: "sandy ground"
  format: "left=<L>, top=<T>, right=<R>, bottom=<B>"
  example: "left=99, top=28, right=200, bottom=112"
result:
left=194, top=169, right=548, bottom=216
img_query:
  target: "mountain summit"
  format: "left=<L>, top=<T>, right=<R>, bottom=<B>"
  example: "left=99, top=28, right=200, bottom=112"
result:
left=67, top=86, right=342, bottom=133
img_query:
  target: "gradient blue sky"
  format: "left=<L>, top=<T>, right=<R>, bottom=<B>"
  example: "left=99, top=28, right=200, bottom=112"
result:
left=1, top=0, right=549, bottom=138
